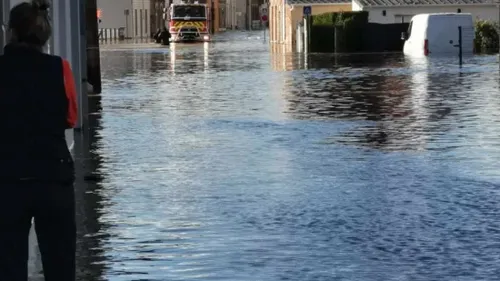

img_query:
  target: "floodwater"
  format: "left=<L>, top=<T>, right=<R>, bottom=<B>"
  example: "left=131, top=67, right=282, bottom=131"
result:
left=74, top=31, right=500, bottom=281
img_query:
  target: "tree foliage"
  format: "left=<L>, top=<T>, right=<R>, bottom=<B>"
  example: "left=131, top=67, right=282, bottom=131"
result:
left=474, top=20, right=499, bottom=53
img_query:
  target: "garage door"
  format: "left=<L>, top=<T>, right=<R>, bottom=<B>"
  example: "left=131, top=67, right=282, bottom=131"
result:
left=395, top=15, right=413, bottom=23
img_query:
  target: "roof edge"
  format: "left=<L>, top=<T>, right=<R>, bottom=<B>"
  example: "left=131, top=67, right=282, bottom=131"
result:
left=360, top=3, right=497, bottom=8
left=352, top=0, right=364, bottom=7
left=289, top=2, right=351, bottom=6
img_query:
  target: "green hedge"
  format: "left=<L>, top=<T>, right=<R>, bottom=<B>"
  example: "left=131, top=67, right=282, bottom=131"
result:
left=312, top=12, right=334, bottom=26
left=474, top=20, right=499, bottom=53
left=312, top=11, right=368, bottom=27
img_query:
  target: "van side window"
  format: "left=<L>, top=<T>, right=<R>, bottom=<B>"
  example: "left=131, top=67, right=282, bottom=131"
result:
left=407, top=21, right=412, bottom=38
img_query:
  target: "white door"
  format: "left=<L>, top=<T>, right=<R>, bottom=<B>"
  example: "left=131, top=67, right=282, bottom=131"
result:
left=403, top=19, right=425, bottom=56
left=427, top=14, right=474, bottom=55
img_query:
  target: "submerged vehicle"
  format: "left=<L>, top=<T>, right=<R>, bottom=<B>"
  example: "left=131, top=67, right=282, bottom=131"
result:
left=166, top=0, right=211, bottom=43
left=401, top=13, right=474, bottom=57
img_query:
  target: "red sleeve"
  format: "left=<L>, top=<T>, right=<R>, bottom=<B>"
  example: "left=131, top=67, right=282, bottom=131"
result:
left=62, top=59, right=78, bottom=128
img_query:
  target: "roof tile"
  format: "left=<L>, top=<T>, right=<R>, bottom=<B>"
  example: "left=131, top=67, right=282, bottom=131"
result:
left=287, top=0, right=350, bottom=5
left=356, top=0, right=496, bottom=6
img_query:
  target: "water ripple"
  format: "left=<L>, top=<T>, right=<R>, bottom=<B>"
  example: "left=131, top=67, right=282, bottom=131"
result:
left=77, top=31, right=500, bottom=281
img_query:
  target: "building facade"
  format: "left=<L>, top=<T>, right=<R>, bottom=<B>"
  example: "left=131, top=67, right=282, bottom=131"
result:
left=221, top=0, right=269, bottom=30
left=97, top=0, right=223, bottom=39
left=352, top=0, right=500, bottom=23
left=97, top=0, right=151, bottom=39
left=151, top=0, right=166, bottom=32
left=269, top=0, right=352, bottom=49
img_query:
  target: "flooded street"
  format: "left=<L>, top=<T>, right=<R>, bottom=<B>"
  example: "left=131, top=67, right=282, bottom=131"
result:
left=75, top=31, right=500, bottom=280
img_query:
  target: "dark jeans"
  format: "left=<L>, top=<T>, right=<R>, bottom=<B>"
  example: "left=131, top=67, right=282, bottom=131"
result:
left=0, top=182, right=76, bottom=281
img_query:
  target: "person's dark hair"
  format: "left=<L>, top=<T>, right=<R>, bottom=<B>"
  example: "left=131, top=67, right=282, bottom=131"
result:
left=8, top=0, right=51, bottom=48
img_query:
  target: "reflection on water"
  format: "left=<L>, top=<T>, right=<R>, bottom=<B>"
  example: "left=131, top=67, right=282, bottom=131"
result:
left=77, top=31, right=500, bottom=280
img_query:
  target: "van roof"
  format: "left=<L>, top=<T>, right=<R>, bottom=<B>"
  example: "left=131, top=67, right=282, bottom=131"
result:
left=414, top=13, right=472, bottom=18
left=411, top=13, right=473, bottom=21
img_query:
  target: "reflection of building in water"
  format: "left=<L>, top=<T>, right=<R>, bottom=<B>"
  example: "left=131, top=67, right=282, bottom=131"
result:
left=149, top=52, right=171, bottom=73
left=271, top=44, right=308, bottom=71
left=133, top=51, right=153, bottom=71
left=402, top=56, right=430, bottom=150
left=100, top=50, right=136, bottom=79
left=169, top=44, right=210, bottom=74
left=279, top=54, right=481, bottom=151
left=170, top=44, right=178, bottom=73
left=268, top=0, right=351, bottom=50
left=271, top=44, right=287, bottom=71
left=203, top=42, right=209, bottom=72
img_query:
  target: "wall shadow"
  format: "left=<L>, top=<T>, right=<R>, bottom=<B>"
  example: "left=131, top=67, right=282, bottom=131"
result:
left=73, top=93, right=111, bottom=281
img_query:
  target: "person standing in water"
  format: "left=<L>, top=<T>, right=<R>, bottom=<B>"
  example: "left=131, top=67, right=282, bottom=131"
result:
left=0, top=0, right=78, bottom=280
left=160, top=26, right=171, bottom=45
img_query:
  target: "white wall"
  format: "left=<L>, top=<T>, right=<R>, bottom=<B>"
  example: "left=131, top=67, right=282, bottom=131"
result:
left=235, top=0, right=247, bottom=29
left=226, top=0, right=238, bottom=29
left=365, top=5, right=499, bottom=23
left=97, top=0, right=151, bottom=38
left=97, top=0, right=133, bottom=37
left=352, top=0, right=362, bottom=11
left=131, top=0, right=151, bottom=37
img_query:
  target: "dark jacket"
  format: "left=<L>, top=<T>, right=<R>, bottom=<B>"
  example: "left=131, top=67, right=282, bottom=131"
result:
left=160, top=28, right=171, bottom=45
left=0, top=44, right=77, bottom=184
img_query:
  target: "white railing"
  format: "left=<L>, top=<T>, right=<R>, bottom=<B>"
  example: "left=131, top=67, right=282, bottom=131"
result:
left=98, top=28, right=126, bottom=41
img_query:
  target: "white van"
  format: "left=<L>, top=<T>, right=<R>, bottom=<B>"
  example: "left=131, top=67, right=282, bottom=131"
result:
left=402, top=13, right=475, bottom=57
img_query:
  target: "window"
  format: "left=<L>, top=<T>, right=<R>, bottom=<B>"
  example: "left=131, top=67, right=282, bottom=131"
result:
left=135, top=9, right=138, bottom=36
left=140, top=9, right=143, bottom=36
left=219, top=7, right=226, bottom=29
left=172, top=6, right=206, bottom=18
left=144, top=9, right=148, bottom=34
left=395, top=15, right=412, bottom=23
left=407, top=21, right=412, bottom=38
left=283, top=7, right=286, bottom=40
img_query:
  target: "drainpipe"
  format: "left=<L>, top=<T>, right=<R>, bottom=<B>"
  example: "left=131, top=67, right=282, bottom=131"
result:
left=232, top=0, right=236, bottom=29
left=87, top=0, right=102, bottom=94
left=210, top=0, right=215, bottom=34
left=229, top=2, right=231, bottom=29
left=245, top=0, right=249, bottom=30
left=282, top=0, right=286, bottom=43
left=68, top=0, right=86, bottom=130
left=141, top=0, right=145, bottom=39
left=249, top=0, right=252, bottom=30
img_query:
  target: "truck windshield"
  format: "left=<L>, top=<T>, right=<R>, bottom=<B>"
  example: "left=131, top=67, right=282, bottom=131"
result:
left=172, top=6, right=205, bottom=18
